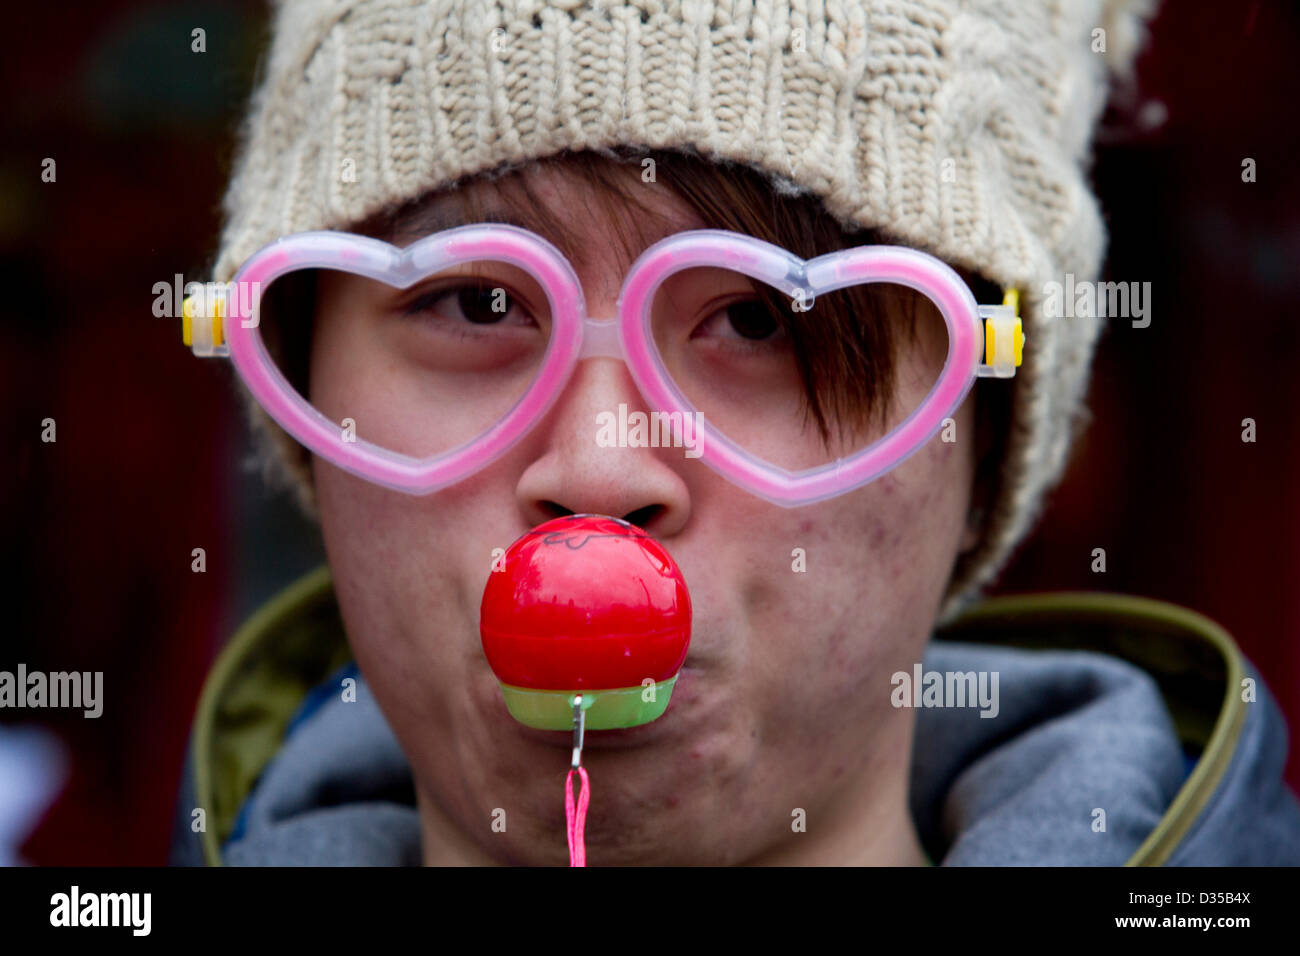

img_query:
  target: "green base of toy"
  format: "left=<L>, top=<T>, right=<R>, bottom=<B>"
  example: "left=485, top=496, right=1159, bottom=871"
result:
left=499, top=676, right=678, bottom=730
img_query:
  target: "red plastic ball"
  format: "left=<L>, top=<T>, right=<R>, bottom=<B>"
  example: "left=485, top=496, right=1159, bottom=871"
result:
left=480, top=514, right=691, bottom=690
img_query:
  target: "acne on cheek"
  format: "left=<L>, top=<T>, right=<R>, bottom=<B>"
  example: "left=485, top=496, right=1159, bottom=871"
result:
left=832, top=484, right=964, bottom=668
left=768, top=469, right=947, bottom=630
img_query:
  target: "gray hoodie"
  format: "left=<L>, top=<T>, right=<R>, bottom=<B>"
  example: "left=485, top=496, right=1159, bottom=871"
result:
left=168, top=567, right=1300, bottom=865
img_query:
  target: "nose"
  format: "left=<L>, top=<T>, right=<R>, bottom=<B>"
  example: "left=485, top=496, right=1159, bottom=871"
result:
left=514, top=352, right=693, bottom=535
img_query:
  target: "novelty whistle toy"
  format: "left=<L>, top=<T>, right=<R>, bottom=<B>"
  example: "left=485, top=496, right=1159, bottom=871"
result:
left=479, top=514, right=692, bottom=866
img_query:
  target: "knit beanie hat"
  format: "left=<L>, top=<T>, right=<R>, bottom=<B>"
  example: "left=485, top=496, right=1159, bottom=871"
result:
left=209, top=0, right=1159, bottom=622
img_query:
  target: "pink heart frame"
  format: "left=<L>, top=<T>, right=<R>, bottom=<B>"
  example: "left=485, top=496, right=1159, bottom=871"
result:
left=218, top=225, right=992, bottom=507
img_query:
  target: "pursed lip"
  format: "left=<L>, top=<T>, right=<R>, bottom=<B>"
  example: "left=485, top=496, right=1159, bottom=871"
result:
left=510, top=665, right=701, bottom=750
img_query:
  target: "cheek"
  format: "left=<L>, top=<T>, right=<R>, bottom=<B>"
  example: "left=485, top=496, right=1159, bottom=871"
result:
left=312, top=470, right=437, bottom=675
left=734, top=411, right=976, bottom=724
left=310, top=464, right=468, bottom=697
left=308, top=316, right=408, bottom=450
left=310, top=459, right=544, bottom=734
left=857, top=407, right=975, bottom=624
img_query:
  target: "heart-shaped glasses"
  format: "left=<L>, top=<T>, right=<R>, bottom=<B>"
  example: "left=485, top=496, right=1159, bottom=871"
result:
left=183, top=225, right=1022, bottom=507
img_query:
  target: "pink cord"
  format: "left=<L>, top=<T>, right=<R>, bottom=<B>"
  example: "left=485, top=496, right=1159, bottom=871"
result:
left=565, top=767, right=590, bottom=866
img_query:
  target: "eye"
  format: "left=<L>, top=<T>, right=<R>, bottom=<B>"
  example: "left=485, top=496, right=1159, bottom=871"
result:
left=694, top=299, right=785, bottom=343
left=406, top=281, right=537, bottom=327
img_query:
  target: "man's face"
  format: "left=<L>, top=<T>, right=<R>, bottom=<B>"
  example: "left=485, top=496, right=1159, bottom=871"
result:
left=307, top=162, right=978, bottom=864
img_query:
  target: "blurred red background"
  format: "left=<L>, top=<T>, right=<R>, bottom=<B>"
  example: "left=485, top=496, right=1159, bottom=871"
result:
left=4, top=0, right=1297, bottom=864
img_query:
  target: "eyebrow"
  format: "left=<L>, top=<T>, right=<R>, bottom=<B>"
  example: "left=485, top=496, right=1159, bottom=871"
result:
left=384, top=194, right=686, bottom=273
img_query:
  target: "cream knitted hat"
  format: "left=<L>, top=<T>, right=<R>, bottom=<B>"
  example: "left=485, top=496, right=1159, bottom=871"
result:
left=211, top=0, right=1158, bottom=621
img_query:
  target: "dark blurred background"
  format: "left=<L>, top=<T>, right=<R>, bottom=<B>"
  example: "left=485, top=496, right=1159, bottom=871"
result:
left=3, top=1, right=1297, bottom=864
